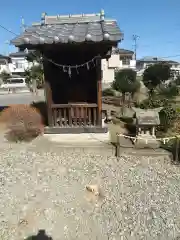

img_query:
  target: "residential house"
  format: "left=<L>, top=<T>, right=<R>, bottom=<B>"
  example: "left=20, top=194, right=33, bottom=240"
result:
left=0, top=54, right=11, bottom=74
left=8, top=51, right=33, bottom=76
left=102, top=48, right=136, bottom=89
left=136, top=57, right=180, bottom=79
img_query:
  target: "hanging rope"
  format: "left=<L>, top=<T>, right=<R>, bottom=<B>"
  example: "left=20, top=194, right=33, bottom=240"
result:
left=117, top=133, right=180, bottom=144
left=30, top=52, right=100, bottom=78
left=44, top=54, right=99, bottom=68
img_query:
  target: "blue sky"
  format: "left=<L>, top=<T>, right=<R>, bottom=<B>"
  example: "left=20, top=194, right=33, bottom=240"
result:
left=0, top=0, right=180, bottom=60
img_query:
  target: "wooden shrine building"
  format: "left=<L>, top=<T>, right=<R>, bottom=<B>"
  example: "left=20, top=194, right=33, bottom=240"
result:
left=11, top=10, right=122, bottom=133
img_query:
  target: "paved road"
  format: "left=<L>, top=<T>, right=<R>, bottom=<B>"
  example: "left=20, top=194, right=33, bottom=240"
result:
left=0, top=90, right=45, bottom=106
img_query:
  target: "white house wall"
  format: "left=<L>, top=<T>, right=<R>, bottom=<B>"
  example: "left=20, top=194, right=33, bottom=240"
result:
left=119, top=59, right=136, bottom=69
left=9, top=57, right=33, bottom=73
left=108, top=54, right=121, bottom=68
left=101, top=53, right=137, bottom=88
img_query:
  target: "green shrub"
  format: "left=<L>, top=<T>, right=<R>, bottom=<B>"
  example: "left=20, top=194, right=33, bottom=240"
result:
left=158, top=83, right=179, bottom=98
left=119, top=116, right=134, bottom=124
left=102, top=88, right=114, bottom=96
left=161, top=138, right=180, bottom=162
left=175, top=76, right=180, bottom=86
left=118, top=116, right=136, bottom=135
left=0, top=104, right=44, bottom=142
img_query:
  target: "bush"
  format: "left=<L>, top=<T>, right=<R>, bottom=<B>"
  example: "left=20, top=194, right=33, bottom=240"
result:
left=162, top=138, right=180, bottom=162
left=175, top=76, right=180, bottom=86
left=118, top=116, right=136, bottom=135
left=158, top=83, right=179, bottom=98
left=0, top=104, right=44, bottom=142
left=119, top=116, right=134, bottom=124
left=102, top=88, right=114, bottom=96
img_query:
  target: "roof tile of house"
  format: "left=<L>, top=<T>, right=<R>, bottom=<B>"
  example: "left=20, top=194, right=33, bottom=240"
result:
left=137, top=56, right=179, bottom=64
left=9, top=51, right=28, bottom=57
left=11, top=12, right=122, bottom=46
left=112, top=48, right=134, bottom=55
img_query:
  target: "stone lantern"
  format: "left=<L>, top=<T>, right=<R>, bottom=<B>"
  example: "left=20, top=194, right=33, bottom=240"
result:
left=132, top=107, right=163, bottom=149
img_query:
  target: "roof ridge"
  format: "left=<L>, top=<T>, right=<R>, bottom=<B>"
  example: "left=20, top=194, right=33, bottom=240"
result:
left=46, top=13, right=100, bottom=18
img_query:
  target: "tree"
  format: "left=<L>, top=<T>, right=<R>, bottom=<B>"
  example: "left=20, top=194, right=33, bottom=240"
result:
left=112, top=69, right=140, bottom=114
left=142, top=63, right=171, bottom=96
left=25, top=50, right=44, bottom=91
left=26, top=50, right=42, bottom=63
left=0, top=71, right=11, bottom=84
left=112, top=69, right=139, bottom=98
left=25, top=65, right=44, bottom=89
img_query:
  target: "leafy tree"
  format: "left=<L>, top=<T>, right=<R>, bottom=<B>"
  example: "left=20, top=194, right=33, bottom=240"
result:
left=112, top=69, right=140, bottom=99
left=0, top=71, right=11, bottom=84
left=25, top=65, right=44, bottom=89
left=25, top=50, right=44, bottom=90
left=112, top=69, right=140, bottom=115
left=26, top=50, right=42, bottom=63
left=142, top=63, right=171, bottom=96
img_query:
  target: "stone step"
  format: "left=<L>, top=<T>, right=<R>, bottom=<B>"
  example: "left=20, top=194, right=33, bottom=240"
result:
left=117, top=146, right=172, bottom=158
left=30, top=135, right=116, bottom=156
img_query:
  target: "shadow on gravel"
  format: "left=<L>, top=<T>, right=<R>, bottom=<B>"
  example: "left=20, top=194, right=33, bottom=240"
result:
left=25, top=230, right=53, bottom=240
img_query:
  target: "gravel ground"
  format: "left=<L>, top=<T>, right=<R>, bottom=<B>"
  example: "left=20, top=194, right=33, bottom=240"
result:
left=0, top=136, right=180, bottom=240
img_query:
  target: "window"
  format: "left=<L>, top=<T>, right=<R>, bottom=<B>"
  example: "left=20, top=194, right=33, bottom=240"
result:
left=120, top=56, right=130, bottom=65
left=7, top=79, right=24, bottom=84
left=15, top=62, right=24, bottom=69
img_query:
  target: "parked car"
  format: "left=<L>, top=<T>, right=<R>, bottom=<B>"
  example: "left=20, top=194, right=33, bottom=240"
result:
left=0, top=77, right=30, bottom=93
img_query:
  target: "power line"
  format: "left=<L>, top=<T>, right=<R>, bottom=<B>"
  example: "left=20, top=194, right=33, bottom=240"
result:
left=0, top=24, right=18, bottom=36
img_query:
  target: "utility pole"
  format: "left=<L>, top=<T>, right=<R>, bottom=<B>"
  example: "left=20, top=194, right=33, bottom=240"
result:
left=132, top=34, right=139, bottom=60
left=4, top=40, right=9, bottom=56
left=21, top=17, right=25, bottom=32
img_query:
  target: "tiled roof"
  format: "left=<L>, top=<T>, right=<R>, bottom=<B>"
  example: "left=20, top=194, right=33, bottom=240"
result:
left=0, top=54, right=11, bottom=63
left=137, top=57, right=179, bottom=64
left=132, top=107, right=161, bottom=125
left=9, top=51, right=28, bottom=57
left=112, top=48, right=134, bottom=55
left=11, top=12, right=122, bottom=46
left=0, top=54, right=10, bottom=60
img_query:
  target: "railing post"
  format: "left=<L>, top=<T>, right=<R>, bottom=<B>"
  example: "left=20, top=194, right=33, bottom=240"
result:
left=175, top=136, right=179, bottom=162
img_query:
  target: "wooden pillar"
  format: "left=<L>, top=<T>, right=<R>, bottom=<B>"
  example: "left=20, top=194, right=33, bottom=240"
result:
left=44, top=81, right=53, bottom=126
left=43, top=60, right=53, bottom=127
left=152, top=126, right=155, bottom=136
left=96, top=56, right=102, bottom=126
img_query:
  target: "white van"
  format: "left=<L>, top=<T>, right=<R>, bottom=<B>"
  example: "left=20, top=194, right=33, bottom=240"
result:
left=1, top=77, right=30, bottom=93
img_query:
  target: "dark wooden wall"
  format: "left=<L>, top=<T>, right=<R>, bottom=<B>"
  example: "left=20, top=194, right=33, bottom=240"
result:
left=42, top=43, right=113, bottom=127
left=43, top=44, right=105, bottom=105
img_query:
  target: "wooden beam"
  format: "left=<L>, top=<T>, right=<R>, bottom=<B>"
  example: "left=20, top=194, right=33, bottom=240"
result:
left=44, top=126, right=108, bottom=134
left=43, top=59, right=53, bottom=127
left=96, top=56, right=102, bottom=126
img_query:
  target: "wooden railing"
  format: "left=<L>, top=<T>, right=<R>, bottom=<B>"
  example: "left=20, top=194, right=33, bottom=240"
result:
left=51, top=103, right=99, bottom=127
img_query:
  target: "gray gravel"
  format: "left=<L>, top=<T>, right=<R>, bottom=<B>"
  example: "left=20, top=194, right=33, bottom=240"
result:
left=0, top=136, right=180, bottom=240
